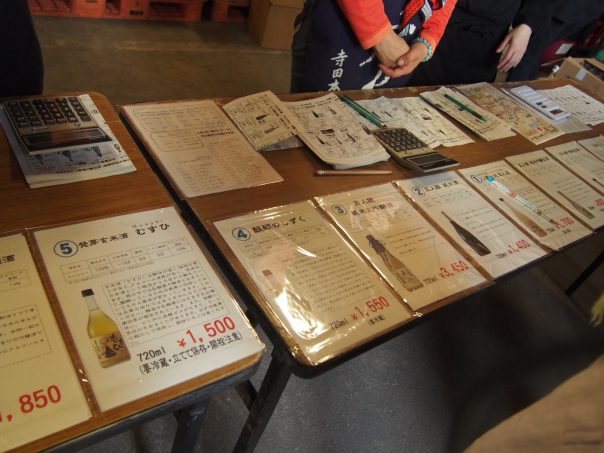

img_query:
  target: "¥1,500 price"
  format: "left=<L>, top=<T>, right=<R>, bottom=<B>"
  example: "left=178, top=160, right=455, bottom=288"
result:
left=0, top=385, right=62, bottom=423
left=177, top=316, right=237, bottom=347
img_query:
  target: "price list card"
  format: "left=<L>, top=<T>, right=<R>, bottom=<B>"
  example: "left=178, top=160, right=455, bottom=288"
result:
left=546, top=141, right=604, bottom=193
left=578, top=136, right=604, bottom=161
left=316, top=183, right=487, bottom=311
left=214, top=201, right=412, bottom=366
left=0, top=234, right=90, bottom=452
left=460, top=161, right=591, bottom=251
left=396, top=172, right=547, bottom=279
left=34, top=207, right=263, bottom=411
left=506, top=150, right=604, bottom=230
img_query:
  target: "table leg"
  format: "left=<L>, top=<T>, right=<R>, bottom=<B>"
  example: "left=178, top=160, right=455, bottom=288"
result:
left=233, top=353, right=293, bottom=453
left=171, top=399, right=210, bottom=453
left=565, top=250, right=604, bottom=296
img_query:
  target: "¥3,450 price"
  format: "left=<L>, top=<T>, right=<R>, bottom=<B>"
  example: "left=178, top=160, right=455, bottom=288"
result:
left=0, top=385, right=62, bottom=423
left=439, top=260, right=470, bottom=278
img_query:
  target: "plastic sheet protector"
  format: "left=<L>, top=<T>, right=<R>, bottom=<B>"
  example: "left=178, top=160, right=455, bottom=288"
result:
left=460, top=161, right=592, bottom=251
left=0, top=234, right=90, bottom=452
left=506, top=150, right=604, bottom=229
left=34, top=207, right=263, bottom=411
left=214, top=200, right=413, bottom=366
left=396, top=172, right=547, bottom=279
left=546, top=141, right=604, bottom=193
left=316, top=183, right=488, bottom=311
left=121, top=100, right=282, bottom=197
left=579, top=135, right=604, bottom=161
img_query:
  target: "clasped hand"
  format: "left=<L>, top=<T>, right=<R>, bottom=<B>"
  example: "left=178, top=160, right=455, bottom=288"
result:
left=374, top=29, right=428, bottom=78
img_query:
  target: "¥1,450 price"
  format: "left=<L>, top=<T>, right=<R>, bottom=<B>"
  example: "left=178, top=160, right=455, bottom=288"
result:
left=0, top=385, right=62, bottom=423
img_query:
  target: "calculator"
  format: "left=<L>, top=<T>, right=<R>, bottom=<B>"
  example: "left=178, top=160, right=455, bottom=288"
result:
left=371, top=127, right=459, bottom=173
left=2, top=96, right=111, bottom=155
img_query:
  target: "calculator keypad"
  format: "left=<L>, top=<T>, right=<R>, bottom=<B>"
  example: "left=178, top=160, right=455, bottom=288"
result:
left=4, top=96, right=95, bottom=133
left=372, top=128, right=430, bottom=156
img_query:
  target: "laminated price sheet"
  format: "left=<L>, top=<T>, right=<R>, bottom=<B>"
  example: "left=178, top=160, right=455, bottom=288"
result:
left=396, top=172, right=547, bottom=279
left=546, top=141, right=604, bottom=193
left=0, top=234, right=90, bottom=451
left=214, top=200, right=413, bottom=365
left=460, top=161, right=592, bottom=250
left=34, top=207, right=263, bottom=411
left=316, top=183, right=488, bottom=311
left=507, top=150, right=604, bottom=229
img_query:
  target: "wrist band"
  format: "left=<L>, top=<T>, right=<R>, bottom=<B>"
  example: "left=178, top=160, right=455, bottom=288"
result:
left=414, top=37, right=433, bottom=62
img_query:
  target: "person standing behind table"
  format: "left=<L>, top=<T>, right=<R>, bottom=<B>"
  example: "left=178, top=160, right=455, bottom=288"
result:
left=290, top=0, right=457, bottom=93
left=507, top=0, right=604, bottom=81
left=0, top=0, right=44, bottom=97
left=408, top=0, right=548, bottom=86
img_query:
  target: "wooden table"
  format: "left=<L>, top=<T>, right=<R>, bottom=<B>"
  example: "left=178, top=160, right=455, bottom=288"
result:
left=123, top=80, right=604, bottom=453
left=0, top=93, right=261, bottom=452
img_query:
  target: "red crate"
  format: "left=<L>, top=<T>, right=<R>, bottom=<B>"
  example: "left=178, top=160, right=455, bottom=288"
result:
left=115, top=0, right=149, bottom=19
left=210, top=0, right=248, bottom=23
left=149, top=0, right=202, bottom=21
left=73, top=0, right=105, bottom=17
left=29, top=0, right=75, bottom=16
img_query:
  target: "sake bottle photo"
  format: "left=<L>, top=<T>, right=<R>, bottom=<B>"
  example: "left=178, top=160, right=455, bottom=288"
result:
left=82, top=288, right=131, bottom=368
left=441, top=211, right=491, bottom=256
left=557, top=191, right=594, bottom=219
left=498, top=197, right=547, bottom=237
left=367, top=235, right=423, bottom=291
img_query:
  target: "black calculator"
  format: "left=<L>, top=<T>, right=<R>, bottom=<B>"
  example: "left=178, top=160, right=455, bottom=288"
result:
left=2, top=96, right=111, bottom=155
left=371, top=127, right=458, bottom=173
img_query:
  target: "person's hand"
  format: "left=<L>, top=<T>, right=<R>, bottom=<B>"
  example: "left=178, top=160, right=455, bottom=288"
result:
left=379, top=41, right=428, bottom=78
left=373, top=29, right=410, bottom=67
left=496, top=24, right=532, bottom=72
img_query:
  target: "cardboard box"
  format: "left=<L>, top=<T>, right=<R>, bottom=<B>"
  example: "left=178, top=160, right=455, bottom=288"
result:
left=554, top=57, right=604, bottom=99
left=247, top=0, right=303, bottom=50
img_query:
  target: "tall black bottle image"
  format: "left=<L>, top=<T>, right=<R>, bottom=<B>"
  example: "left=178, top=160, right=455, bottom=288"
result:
left=366, top=235, right=423, bottom=291
left=441, top=211, right=491, bottom=256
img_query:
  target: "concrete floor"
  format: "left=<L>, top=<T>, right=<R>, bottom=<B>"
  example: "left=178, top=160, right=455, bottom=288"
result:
left=33, top=16, right=604, bottom=453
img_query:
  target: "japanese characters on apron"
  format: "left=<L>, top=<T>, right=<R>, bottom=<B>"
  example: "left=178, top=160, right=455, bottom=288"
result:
left=291, top=0, right=436, bottom=92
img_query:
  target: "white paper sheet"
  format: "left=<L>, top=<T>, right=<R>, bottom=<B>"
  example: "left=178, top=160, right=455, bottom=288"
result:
left=420, top=87, right=516, bottom=141
left=222, top=91, right=304, bottom=151
left=34, top=207, right=263, bottom=411
left=284, top=94, right=390, bottom=169
left=457, top=83, right=563, bottom=145
left=546, top=141, right=604, bottom=193
left=506, top=150, right=604, bottom=229
left=214, top=201, right=412, bottom=365
left=355, top=96, right=473, bottom=148
left=0, top=234, right=91, bottom=451
left=396, top=172, right=547, bottom=279
left=579, top=135, right=604, bottom=162
left=540, top=84, right=604, bottom=126
left=459, top=162, right=592, bottom=250
left=316, top=183, right=487, bottom=310
left=121, top=101, right=283, bottom=197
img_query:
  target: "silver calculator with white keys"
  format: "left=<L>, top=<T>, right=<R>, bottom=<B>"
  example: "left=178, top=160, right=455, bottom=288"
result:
left=371, top=127, right=459, bottom=173
left=3, top=96, right=111, bottom=155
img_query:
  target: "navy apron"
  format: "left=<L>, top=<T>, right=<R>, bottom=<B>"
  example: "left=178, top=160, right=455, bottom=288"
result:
left=291, top=0, right=432, bottom=93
